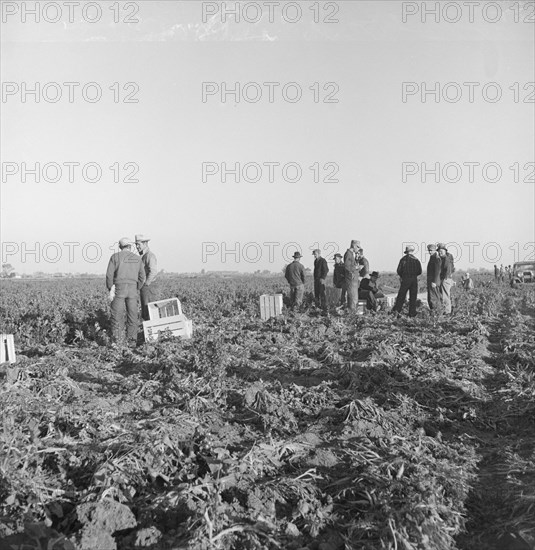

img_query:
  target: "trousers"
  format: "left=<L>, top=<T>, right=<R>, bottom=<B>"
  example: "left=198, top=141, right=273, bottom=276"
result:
left=110, top=283, right=139, bottom=342
left=289, top=284, right=305, bottom=307
left=314, top=279, right=327, bottom=309
left=427, top=284, right=442, bottom=313
left=440, top=278, right=454, bottom=314
left=346, top=279, right=360, bottom=310
left=393, top=277, right=419, bottom=317
left=140, top=284, right=158, bottom=321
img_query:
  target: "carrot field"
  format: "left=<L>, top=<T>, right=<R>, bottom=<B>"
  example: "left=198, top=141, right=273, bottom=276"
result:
left=0, top=275, right=534, bottom=550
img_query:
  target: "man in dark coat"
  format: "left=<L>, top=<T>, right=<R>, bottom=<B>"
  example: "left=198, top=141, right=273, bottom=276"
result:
left=357, top=248, right=370, bottom=278
left=285, top=251, right=306, bottom=307
left=333, top=253, right=345, bottom=305
left=391, top=245, right=422, bottom=317
left=427, top=243, right=442, bottom=313
left=312, top=249, right=329, bottom=310
left=359, top=271, right=382, bottom=312
left=106, top=237, right=146, bottom=345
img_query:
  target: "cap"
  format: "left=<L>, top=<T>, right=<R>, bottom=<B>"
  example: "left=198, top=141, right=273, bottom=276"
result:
left=333, top=253, right=342, bottom=259
left=312, top=249, right=321, bottom=255
left=351, top=240, right=361, bottom=247
left=427, top=244, right=437, bottom=251
left=437, top=242, right=448, bottom=251
left=404, top=245, right=415, bottom=253
left=118, top=237, right=131, bottom=247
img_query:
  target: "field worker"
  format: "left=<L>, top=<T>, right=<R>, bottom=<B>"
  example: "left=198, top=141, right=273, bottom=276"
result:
left=343, top=240, right=361, bottom=310
left=312, top=249, right=329, bottom=310
left=462, top=272, right=474, bottom=290
left=135, top=234, right=158, bottom=321
left=357, top=248, right=370, bottom=278
left=106, top=237, right=146, bottom=346
left=494, top=265, right=499, bottom=280
left=333, top=253, right=345, bottom=305
left=499, top=264, right=505, bottom=283
left=391, top=245, right=422, bottom=317
left=426, top=244, right=442, bottom=314
left=438, top=243, right=455, bottom=315
left=359, top=271, right=383, bottom=312
left=285, top=251, right=306, bottom=308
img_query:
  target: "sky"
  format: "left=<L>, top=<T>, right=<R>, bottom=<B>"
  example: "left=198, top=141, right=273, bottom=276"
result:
left=1, top=0, right=534, bottom=274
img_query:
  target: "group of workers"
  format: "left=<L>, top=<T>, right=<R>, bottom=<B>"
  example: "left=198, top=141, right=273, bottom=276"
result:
left=285, top=240, right=466, bottom=318
left=494, top=264, right=513, bottom=283
left=106, top=235, right=158, bottom=346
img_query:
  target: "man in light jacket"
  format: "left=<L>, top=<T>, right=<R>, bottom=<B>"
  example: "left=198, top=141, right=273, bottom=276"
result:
left=135, top=234, right=158, bottom=321
left=343, top=240, right=361, bottom=311
left=106, top=237, right=146, bottom=345
left=438, top=243, right=455, bottom=315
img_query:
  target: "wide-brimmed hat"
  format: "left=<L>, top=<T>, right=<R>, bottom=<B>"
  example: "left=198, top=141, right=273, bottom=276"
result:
left=404, top=245, right=415, bottom=253
left=293, top=251, right=302, bottom=259
left=118, top=237, right=132, bottom=247
left=135, top=234, right=150, bottom=243
left=370, top=271, right=380, bottom=278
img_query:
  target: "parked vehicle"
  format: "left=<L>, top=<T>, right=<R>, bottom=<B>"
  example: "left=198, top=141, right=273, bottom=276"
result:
left=511, top=262, right=535, bottom=287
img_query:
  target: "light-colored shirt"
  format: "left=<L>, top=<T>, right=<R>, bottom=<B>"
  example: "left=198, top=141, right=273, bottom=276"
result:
left=141, top=248, right=157, bottom=286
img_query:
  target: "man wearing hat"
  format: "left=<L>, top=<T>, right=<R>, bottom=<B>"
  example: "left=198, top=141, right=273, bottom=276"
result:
left=312, top=249, right=329, bottom=310
left=343, top=240, right=361, bottom=310
left=426, top=243, right=442, bottom=313
left=391, top=245, right=422, bottom=317
left=359, top=271, right=383, bottom=312
left=285, top=251, right=306, bottom=308
left=438, top=243, right=455, bottom=314
left=106, top=238, right=146, bottom=345
left=135, top=234, right=158, bottom=321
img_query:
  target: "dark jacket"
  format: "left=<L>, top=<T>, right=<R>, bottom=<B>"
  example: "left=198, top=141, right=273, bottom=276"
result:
left=333, top=263, right=345, bottom=288
left=106, top=250, right=146, bottom=290
left=358, top=256, right=370, bottom=278
left=427, top=254, right=442, bottom=286
left=313, top=257, right=329, bottom=281
left=360, top=277, right=378, bottom=294
left=397, top=254, right=422, bottom=279
left=440, top=253, right=455, bottom=280
left=285, top=261, right=305, bottom=287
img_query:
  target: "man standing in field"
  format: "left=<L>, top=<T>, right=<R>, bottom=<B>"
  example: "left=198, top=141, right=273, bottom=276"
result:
left=427, top=244, right=442, bottom=314
left=357, top=248, right=370, bottom=279
left=391, top=245, right=422, bottom=317
left=333, top=253, right=345, bottom=305
left=438, top=243, right=455, bottom=315
left=285, top=252, right=306, bottom=308
left=343, top=240, right=361, bottom=311
left=135, top=234, right=158, bottom=321
left=106, top=237, right=146, bottom=346
left=312, top=249, right=329, bottom=310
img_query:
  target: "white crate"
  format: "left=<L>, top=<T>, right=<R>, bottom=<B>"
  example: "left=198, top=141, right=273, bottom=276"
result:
left=356, top=300, right=367, bottom=315
left=147, top=298, right=183, bottom=321
left=143, top=315, right=193, bottom=342
left=259, top=294, right=283, bottom=321
left=0, top=334, right=16, bottom=364
left=383, top=294, right=397, bottom=307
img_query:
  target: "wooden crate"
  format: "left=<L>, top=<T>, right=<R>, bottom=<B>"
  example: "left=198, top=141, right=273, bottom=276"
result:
left=0, top=334, right=16, bottom=364
left=143, top=315, right=193, bottom=342
left=147, top=298, right=183, bottom=321
left=356, top=300, right=367, bottom=315
left=383, top=294, right=397, bottom=308
left=259, top=294, right=283, bottom=321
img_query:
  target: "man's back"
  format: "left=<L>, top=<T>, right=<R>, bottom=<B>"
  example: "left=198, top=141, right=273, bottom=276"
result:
left=285, top=261, right=305, bottom=286
left=397, top=254, right=422, bottom=279
left=106, top=250, right=145, bottom=289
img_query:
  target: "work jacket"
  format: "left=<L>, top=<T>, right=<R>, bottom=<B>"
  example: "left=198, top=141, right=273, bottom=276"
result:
left=285, top=261, right=305, bottom=287
left=313, top=257, right=329, bottom=280
left=427, top=254, right=442, bottom=286
left=141, top=249, right=158, bottom=286
left=106, top=250, right=146, bottom=290
left=397, top=254, right=422, bottom=279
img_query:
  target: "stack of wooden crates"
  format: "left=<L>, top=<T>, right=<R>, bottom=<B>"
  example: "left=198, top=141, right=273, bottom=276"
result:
left=142, top=298, right=193, bottom=342
left=259, top=294, right=283, bottom=321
